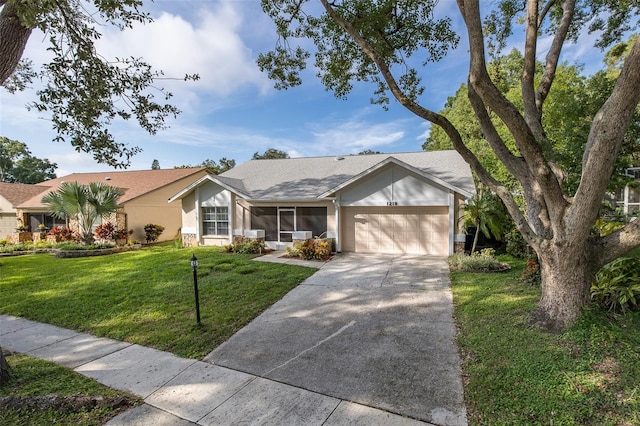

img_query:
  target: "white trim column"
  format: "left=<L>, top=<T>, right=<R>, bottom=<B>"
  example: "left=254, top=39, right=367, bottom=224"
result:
left=448, top=192, right=455, bottom=255
left=194, top=187, right=201, bottom=244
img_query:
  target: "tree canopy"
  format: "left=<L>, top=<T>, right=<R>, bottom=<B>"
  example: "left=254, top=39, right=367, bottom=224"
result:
left=175, top=157, right=236, bottom=175
left=0, top=0, right=198, bottom=168
left=252, top=148, right=290, bottom=160
left=258, top=0, right=640, bottom=331
left=424, top=47, right=640, bottom=195
left=0, top=137, right=57, bottom=183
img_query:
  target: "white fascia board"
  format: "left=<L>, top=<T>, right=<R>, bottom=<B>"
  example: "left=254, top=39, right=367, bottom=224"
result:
left=242, top=197, right=326, bottom=203
left=168, top=175, right=249, bottom=203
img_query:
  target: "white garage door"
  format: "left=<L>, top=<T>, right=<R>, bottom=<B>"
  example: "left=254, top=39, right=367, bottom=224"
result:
left=342, top=206, right=449, bottom=255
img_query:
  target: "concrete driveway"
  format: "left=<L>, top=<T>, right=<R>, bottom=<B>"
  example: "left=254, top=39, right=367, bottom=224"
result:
left=204, top=253, right=467, bottom=426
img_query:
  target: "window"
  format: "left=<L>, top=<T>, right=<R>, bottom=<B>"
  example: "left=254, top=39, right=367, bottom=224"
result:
left=27, top=213, right=66, bottom=231
left=202, top=206, right=229, bottom=236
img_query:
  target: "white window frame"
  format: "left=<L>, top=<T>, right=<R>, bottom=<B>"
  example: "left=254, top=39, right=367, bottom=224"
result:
left=202, top=206, right=229, bottom=236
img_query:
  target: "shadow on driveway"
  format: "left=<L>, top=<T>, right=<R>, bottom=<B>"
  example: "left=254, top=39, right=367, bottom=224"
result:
left=205, top=253, right=467, bottom=426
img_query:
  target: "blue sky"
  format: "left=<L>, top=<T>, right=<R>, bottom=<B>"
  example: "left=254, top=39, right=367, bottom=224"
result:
left=0, top=0, right=608, bottom=176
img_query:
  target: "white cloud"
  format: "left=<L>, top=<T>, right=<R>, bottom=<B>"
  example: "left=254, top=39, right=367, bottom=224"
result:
left=309, top=115, right=407, bottom=155
left=96, top=1, right=271, bottom=100
left=416, top=122, right=432, bottom=141
left=49, top=152, right=115, bottom=177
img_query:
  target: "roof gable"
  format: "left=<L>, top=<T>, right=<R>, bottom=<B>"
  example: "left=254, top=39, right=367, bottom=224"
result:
left=319, top=156, right=474, bottom=198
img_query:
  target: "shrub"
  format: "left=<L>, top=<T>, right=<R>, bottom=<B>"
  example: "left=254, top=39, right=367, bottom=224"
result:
left=95, top=222, right=116, bottom=239
left=229, top=237, right=265, bottom=254
left=449, top=250, right=509, bottom=272
left=55, top=241, right=115, bottom=250
left=285, top=245, right=299, bottom=257
left=0, top=243, right=31, bottom=253
left=0, top=239, right=7, bottom=246
left=113, top=229, right=133, bottom=241
left=144, top=224, right=165, bottom=242
left=521, top=257, right=541, bottom=285
left=504, top=228, right=533, bottom=258
left=288, top=238, right=332, bottom=261
left=48, top=226, right=75, bottom=242
left=591, top=255, right=640, bottom=313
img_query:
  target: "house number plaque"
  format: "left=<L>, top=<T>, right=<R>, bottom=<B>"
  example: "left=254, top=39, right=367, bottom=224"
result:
left=387, top=201, right=398, bottom=206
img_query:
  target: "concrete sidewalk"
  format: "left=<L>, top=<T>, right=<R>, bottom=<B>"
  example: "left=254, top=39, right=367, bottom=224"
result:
left=1, top=314, right=432, bottom=425
left=0, top=252, right=467, bottom=426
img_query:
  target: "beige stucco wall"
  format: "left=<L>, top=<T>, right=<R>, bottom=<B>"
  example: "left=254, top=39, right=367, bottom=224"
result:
left=180, top=191, right=198, bottom=230
left=124, top=171, right=208, bottom=242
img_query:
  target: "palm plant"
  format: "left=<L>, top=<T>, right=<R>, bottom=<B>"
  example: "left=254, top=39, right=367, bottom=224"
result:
left=463, top=191, right=508, bottom=254
left=42, top=182, right=124, bottom=244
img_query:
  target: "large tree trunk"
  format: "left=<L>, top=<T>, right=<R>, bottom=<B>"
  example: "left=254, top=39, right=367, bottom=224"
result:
left=0, top=1, right=33, bottom=85
left=528, top=242, right=594, bottom=332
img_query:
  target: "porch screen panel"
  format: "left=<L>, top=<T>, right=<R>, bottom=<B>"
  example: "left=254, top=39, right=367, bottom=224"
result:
left=297, top=207, right=327, bottom=238
left=250, top=207, right=277, bottom=241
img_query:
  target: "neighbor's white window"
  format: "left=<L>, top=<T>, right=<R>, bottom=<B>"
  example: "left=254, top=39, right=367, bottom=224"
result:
left=202, top=206, right=229, bottom=236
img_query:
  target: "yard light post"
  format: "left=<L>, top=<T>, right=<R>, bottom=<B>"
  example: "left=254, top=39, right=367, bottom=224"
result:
left=190, top=254, right=201, bottom=325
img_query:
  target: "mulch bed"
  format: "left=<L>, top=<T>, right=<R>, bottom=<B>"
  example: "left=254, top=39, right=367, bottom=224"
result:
left=0, top=394, right=137, bottom=413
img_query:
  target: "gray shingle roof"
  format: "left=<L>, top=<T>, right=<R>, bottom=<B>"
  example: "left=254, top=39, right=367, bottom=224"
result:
left=219, top=150, right=474, bottom=199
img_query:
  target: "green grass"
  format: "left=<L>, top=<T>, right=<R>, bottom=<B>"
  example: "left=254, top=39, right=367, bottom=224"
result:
left=0, top=245, right=316, bottom=359
left=452, top=256, right=640, bottom=425
left=0, top=353, right=141, bottom=425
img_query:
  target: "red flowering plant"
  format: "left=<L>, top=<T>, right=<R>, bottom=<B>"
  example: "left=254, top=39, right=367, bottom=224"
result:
left=95, top=222, right=116, bottom=240
left=522, top=257, right=541, bottom=285
left=48, top=226, right=75, bottom=242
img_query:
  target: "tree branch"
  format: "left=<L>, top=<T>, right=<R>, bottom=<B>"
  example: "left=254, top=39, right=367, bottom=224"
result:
left=458, top=0, right=568, bottom=234
left=597, top=218, right=640, bottom=268
left=0, top=1, right=33, bottom=85
left=522, top=0, right=540, bottom=128
left=536, top=0, right=576, bottom=112
left=538, top=0, right=556, bottom=26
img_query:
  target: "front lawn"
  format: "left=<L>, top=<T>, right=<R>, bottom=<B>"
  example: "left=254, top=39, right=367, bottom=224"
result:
left=0, top=245, right=316, bottom=359
left=452, top=257, right=640, bottom=425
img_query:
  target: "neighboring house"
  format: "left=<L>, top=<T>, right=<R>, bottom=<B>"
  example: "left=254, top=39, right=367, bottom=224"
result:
left=0, top=182, right=60, bottom=239
left=0, top=168, right=208, bottom=242
left=169, top=151, right=475, bottom=256
left=613, top=167, right=640, bottom=215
